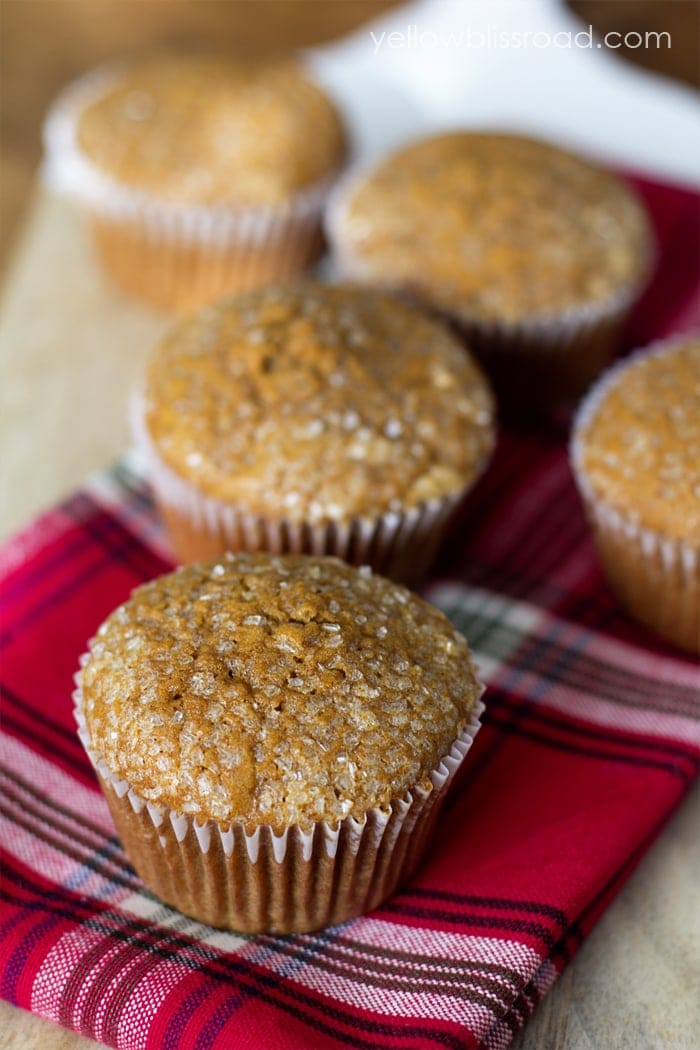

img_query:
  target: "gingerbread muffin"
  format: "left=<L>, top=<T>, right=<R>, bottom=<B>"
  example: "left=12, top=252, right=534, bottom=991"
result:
left=134, top=282, right=496, bottom=583
left=75, top=553, right=484, bottom=932
left=327, top=132, right=653, bottom=416
left=571, top=334, right=700, bottom=653
left=44, top=55, right=347, bottom=311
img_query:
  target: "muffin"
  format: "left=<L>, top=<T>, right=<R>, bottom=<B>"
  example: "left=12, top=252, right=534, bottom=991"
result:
left=74, top=553, right=484, bottom=933
left=134, top=282, right=496, bottom=584
left=43, top=55, right=347, bottom=312
left=571, top=334, right=700, bottom=653
left=326, top=132, right=653, bottom=417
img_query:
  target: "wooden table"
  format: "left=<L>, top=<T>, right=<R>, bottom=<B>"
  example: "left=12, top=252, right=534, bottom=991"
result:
left=1, top=189, right=699, bottom=1050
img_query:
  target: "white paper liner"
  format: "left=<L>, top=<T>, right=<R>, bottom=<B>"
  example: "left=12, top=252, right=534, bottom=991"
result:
left=43, top=64, right=342, bottom=310
left=325, top=157, right=654, bottom=414
left=570, top=334, right=700, bottom=653
left=73, top=668, right=484, bottom=933
left=43, top=64, right=339, bottom=248
left=131, top=393, right=480, bottom=584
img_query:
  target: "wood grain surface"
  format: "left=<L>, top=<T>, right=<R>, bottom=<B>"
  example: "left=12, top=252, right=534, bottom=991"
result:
left=1, top=189, right=699, bottom=1050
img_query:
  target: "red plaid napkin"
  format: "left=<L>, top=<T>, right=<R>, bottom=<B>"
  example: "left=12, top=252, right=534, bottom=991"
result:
left=1, top=174, right=699, bottom=1050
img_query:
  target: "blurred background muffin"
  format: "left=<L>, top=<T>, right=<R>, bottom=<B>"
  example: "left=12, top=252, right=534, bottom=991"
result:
left=134, top=282, right=495, bottom=583
left=327, top=131, right=654, bottom=419
left=75, top=552, right=484, bottom=932
left=4, top=0, right=696, bottom=287
left=571, top=333, right=700, bottom=653
left=44, top=54, right=348, bottom=312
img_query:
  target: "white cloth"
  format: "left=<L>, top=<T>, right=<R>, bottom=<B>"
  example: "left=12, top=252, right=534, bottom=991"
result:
left=307, top=0, right=700, bottom=184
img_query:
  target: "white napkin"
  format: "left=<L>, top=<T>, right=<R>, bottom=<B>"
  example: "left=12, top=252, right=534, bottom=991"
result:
left=307, top=0, right=700, bottom=184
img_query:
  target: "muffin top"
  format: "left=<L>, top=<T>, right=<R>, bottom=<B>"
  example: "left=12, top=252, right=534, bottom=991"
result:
left=79, top=554, right=483, bottom=828
left=143, top=283, right=495, bottom=521
left=330, top=132, right=652, bottom=324
left=574, top=336, right=700, bottom=541
left=76, top=56, right=346, bottom=206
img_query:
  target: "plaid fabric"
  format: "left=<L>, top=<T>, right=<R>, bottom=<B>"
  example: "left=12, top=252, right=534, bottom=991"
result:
left=1, top=174, right=699, bottom=1050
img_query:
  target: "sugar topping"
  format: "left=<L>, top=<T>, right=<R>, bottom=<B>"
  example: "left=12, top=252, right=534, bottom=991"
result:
left=77, top=56, right=346, bottom=206
left=80, top=554, right=483, bottom=828
left=332, top=132, right=652, bottom=323
left=577, top=337, right=700, bottom=540
left=143, top=283, right=495, bottom=520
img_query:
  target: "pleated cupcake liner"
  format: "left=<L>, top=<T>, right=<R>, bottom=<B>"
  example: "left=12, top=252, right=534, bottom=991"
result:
left=131, top=394, right=483, bottom=586
left=43, top=65, right=339, bottom=310
left=73, top=666, right=484, bottom=934
left=570, top=335, right=700, bottom=654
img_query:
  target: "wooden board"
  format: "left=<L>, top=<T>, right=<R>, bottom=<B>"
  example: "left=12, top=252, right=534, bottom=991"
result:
left=0, top=193, right=699, bottom=1049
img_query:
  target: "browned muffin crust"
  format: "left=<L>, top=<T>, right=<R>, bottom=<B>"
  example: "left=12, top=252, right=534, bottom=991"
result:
left=80, top=554, right=483, bottom=829
left=143, top=283, right=495, bottom=522
left=332, top=132, right=652, bottom=324
left=77, top=56, right=346, bottom=206
left=576, top=337, right=700, bottom=541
